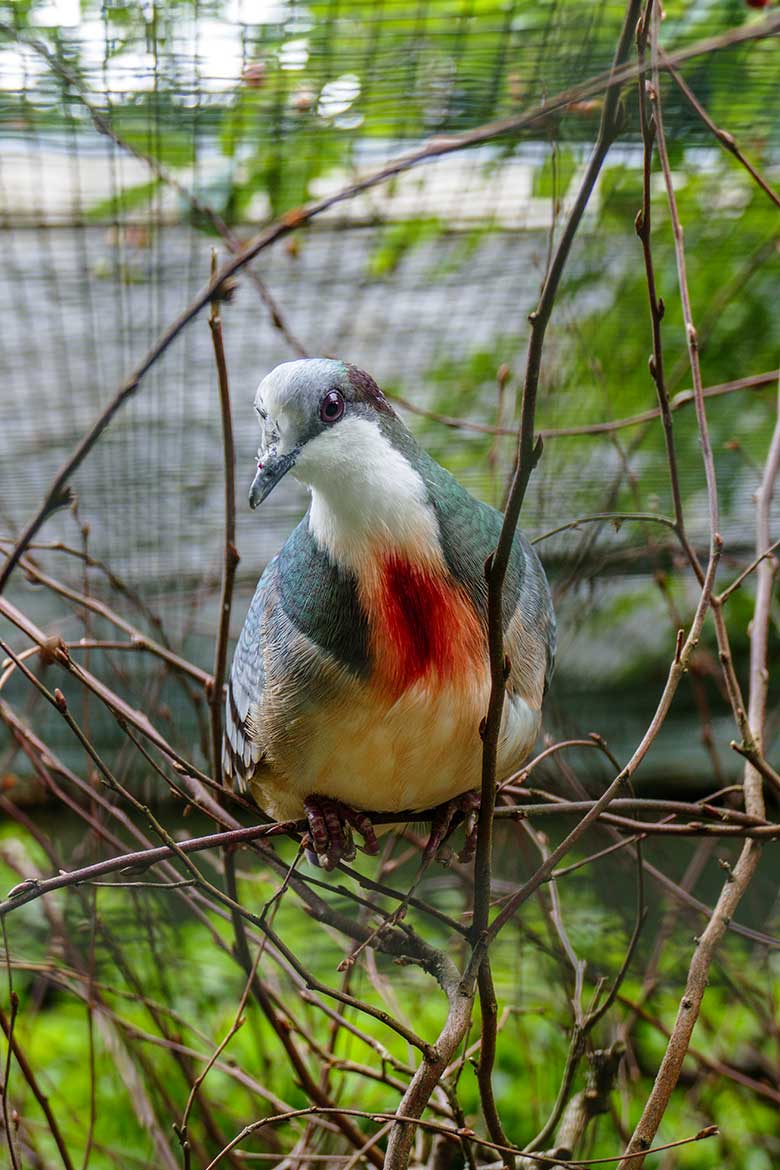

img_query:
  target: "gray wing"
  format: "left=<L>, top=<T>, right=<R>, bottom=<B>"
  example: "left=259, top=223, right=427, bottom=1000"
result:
left=505, top=534, right=556, bottom=707
left=223, top=559, right=276, bottom=792
left=223, top=517, right=373, bottom=793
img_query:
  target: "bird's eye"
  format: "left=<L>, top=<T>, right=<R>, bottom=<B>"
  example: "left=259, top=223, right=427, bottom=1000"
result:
left=320, top=390, right=345, bottom=424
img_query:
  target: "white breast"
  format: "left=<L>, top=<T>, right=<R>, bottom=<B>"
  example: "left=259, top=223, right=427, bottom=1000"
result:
left=293, top=416, right=442, bottom=575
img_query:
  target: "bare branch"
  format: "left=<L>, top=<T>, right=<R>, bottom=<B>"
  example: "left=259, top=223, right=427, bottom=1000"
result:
left=619, top=15, right=780, bottom=1160
left=207, top=252, right=239, bottom=782
left=665, top=56, right=780, bottom=211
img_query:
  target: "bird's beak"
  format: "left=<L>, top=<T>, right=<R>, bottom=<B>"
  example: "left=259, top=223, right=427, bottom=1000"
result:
left=249, top=448, right=298, bottom=509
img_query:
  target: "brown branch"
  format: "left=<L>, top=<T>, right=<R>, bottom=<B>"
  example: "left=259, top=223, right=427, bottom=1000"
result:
left=716, top=536, right=780, bottom=604
left=0, top=1003, right=76, bottom=1170
left=207, top=253, right=239, bottom=781
left=476, top=0, right=644, bottom=927
left=729, top=741, right=780, bottom=796
left=618, top=993, right=780, bottom=1106
left=470, top=8, right=645, bottom=1161
left=0, top=537, right=176, bottom=650
left=476, top=960, right=514, bottom=1169
left=0, top=822, right=293, bottom=918
left=482, top=530, right=720, bottom=952
left=359, top=957, right=473, bottom=1170
left=618, top=17, right=780, bottom=1160
left=10, top=557, right=211, bottom=686
left=391, top=369, right=778, bottom=440
left=664, top=56, right=780, bottom=211
left=199, top=1103, right=718, bottom=1170
left=4, top=789, right=776, bottom=922
left=2, top=634, right=446, bottom=1084
left=0, top=986, right=22, bottom=1170
left=642, top=855, right=779, bottom=951
left=634, top=11, right=700, bottom=579
left=515, top=1045, right=625, bottom=1170
left=530, top=511, right=678, bottom=545
left=251, top=916, right=438, bottom=1060
left=0, top=601, right=226, bottom=801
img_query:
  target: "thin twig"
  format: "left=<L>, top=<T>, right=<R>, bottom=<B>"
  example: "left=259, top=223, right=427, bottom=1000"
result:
left=0, top=1003, right=76, bottom=1170
left=207, top=251, right=239, bottom=782
left=0, top=821, right=293, bottom=918
left=664, top=56, right=780, bottom=211
left=200, top=1103, right=719, bottom=1170
left=474, top=0, right=644, bottom=955
left=390, top=369, right=778, bottom=440
left=0, top=971, right=21, bottom=1170
left=618, top=15, right=780, bottom=1162
left=8, top=558, right=211, bottom=686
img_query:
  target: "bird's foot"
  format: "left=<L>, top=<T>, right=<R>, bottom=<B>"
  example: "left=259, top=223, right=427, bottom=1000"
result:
left=303, top=795, right=379, bottom=871
left=423, top=789, right=481, bottom=865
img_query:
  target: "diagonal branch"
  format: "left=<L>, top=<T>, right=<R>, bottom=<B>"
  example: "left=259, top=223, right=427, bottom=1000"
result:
left=664, top=56, right=780, bottom=212
left=618, top=8, right=780, bottom=1162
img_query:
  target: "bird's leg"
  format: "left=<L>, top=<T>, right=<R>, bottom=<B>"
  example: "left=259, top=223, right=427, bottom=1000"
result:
left=456, top=788, right=481, bottom=862
left=303, top=795, right=379, bottom=871
left=422, top=788, right=481, bottom=865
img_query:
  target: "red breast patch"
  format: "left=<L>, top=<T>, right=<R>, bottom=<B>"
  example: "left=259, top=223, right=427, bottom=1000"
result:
left=365, top=555, right=484, bottom=699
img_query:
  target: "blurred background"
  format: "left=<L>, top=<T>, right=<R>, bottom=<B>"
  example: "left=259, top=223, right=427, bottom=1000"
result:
left=1, top=0, right=779, bottom=791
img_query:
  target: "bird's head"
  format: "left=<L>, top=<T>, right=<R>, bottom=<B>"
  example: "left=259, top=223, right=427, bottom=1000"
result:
left=249, top=358, right=398, bottom=509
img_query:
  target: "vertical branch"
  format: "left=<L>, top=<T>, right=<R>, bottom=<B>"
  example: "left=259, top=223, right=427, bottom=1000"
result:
left=475, top=960, right=511, bottom=1162
left=475, top=0, right=645, bottom=938
left=648, top=19, right=720, bottom=556
left=208, top=253, right=239, bottom=783
left=742, top=381, right=780, bottom=816
left=384, top=963, right=475, bottom=1170
left=0, top=1007, right=20, bottom=1170
left=618, top=8, right=779, bottom=1162
left=634, top=9, right=701, bottom=578
left=620, top=386, right=779, bottom=1169
left=0, top=917, right=21, bottom=1170
left=0, top=1008, right=76, bottom=1170
left=470, top=1, right=643, bottom=1154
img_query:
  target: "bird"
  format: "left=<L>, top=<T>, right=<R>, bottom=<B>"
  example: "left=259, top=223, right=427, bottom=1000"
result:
left=223, top=358, right=555, bottom=868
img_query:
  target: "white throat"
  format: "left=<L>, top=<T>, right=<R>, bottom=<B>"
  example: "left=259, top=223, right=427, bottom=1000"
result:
left=292, top=416, right=442, bottom=573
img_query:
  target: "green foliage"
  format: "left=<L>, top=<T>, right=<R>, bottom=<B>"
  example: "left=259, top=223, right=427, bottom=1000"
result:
left=2, top=822, right=777, bottom=1167
left=85, top=177, right=162, bottom=221
left=367, top=217, right=443, bottom=277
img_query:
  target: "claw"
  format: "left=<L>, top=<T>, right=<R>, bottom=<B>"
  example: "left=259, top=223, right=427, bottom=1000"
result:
left=422, top=789, right=481, bottom=865
left=303, top=795, right=378, bottom=870
left=457, top=790, right=481, bottom=863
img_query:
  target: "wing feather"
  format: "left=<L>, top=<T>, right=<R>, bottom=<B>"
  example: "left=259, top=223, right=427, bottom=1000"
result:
left=223, top=560, right=276, bottom=791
